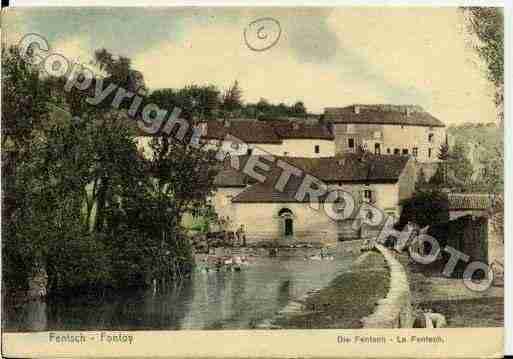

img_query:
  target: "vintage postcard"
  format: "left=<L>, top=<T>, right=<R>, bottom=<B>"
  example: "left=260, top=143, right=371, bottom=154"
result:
left=1, top=5, right=506, bottom=358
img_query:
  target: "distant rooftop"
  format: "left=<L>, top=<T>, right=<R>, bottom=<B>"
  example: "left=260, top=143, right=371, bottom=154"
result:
left=324, top=104, right=445, bottom=128
left=201, top=119, right=334, bottom=143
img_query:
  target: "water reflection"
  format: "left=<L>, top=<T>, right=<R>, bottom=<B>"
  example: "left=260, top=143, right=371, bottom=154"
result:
left=3, top=253, right=355, bottom=331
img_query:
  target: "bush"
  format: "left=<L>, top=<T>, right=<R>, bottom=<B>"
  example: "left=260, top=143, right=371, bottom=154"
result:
left=399, top=190, right=449, bottom=228
left=47, top=230, right=111, bottom=294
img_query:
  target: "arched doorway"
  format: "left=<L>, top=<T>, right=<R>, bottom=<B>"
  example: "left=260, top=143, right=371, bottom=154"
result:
left=278, top=208, right=294, bottom=237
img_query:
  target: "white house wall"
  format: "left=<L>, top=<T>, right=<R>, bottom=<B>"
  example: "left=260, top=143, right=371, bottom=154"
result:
left=214, top=181, right=406, bottom=243
left=333, top=123, right=446, bottom=163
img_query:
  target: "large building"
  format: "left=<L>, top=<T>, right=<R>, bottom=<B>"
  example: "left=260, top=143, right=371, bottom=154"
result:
left=213, top=154, right=416, bottom=243
left=133, top=104, right=445, bottom=243
left=135, top=104, right=446, bottom=164
left=323, top=104, right=446, bottom=163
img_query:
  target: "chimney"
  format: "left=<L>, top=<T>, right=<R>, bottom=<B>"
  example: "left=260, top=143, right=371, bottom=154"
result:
left=354, top=105, right=360, bottom=114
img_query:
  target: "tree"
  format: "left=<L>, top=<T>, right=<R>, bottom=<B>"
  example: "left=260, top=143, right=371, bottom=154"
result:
left=1, top=46, right=51, bottom=153
left=463, top=8, right=504, bottom=120
left=449, top=142, right=474, bottom=187
left=222, top=80, right=243, bottom=118
left=293, top=101, right=307, bottom=117
left=438, top=135, right=450, bottom=183
left=2, top=45, right=53, bottom=292
left=256, top=98, right=272, bottom=117
left=94, top=48, right=146, bottom=93
left=415, top=167, right=429, bottom=191
left=150, top=85, right=221, bottom=121
left=463, top=8, right=504, bottom=235
left=399, top=189, right=449, bottom=228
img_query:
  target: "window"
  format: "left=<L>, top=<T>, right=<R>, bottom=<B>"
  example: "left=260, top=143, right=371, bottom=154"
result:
left=373, top=131, right=382, bottom=139
left=279, top=208, right=294, bottom=237
left=402, top=149, right=409, bottom=155
left=247, top=148, right=253, bottom=155
left=348, top=138, right=355, bottom=149
left=374, top=143, right=381, bottom=155
left=222, top=195, right=233, bottom=206
left=412, top=147, right=418, bottom=157
left=347, top=124, right=355, bottom=133
left=387, top=148, right=391, bottom=154
left=428, top=133, right=434, bottom=143
left=394, top=148, right=400, bottom=155
left=363, top=189, right=373, bottom=203
left=314, top=145, right=320, bottom=154
left=428, top=148, right=432, bottom=158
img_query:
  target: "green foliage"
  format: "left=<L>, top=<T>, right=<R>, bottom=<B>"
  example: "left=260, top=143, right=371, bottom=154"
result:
left=415, top=168, right=429, bottom=191
left=1, top=46, right=52, bottom=151
left=399, top=189, right=449, bottom=228
left=447, top=142, right=474, bottom=185
left=46, top=231, right=111, bottom=293
left=463, top=8, right=503, bottom=108
left=447, top=123, right=503, bottom=194
left=221, top=80, right=243, bottom=118
left=149, top=84, right=221, bottom=121
left=2, top=47, right=212, bottom=295
left=245, top=98, right=308, bottom=120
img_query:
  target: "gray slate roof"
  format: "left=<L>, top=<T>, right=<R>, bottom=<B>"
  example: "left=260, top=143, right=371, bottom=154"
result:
left=324, top=104, right=445, bottom=128
left=202, top=119, right=334, bottom=143
left=214, top=153, right=410, bottom=203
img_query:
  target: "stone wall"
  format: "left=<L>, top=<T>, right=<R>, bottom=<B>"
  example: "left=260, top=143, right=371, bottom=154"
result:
left=361, top=245, right=413, bottom=328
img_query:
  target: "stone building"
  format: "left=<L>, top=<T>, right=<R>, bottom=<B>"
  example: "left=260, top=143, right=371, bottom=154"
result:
left=213, top=153, right=416, bottom=244
left=323, top=104, right=446, bottom=164
left=200, top=119, right=335, bottom=158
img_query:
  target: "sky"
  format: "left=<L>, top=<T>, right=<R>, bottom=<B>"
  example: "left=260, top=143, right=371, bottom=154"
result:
left=2, top=7, right=498, bottom=125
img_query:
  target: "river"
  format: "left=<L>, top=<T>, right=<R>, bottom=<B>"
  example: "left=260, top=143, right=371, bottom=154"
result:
left=3, top=244, right=359, bottom=332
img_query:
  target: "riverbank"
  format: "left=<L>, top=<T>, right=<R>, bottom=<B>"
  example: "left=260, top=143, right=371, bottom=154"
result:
left=272, top=250, right=389, bottom=329
left=399, top=254, right=504, bottom=327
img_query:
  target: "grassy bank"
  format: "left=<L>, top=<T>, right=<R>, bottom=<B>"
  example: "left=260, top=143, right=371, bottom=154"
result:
left=422, top=297, right=503, bottom=327
left=276, top=252, right=389, bottom=329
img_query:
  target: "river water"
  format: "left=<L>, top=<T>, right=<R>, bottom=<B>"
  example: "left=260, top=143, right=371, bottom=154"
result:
left=3, top=245, right=359, bottom=332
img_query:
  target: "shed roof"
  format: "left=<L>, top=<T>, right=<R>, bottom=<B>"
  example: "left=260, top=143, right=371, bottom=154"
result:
left=447, top=193, right=493, bottom=210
